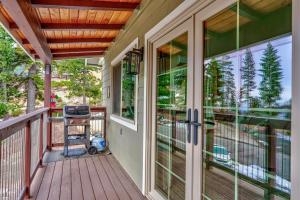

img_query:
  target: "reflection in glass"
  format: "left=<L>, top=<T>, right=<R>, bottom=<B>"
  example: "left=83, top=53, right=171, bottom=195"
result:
left=202, top=1, right=291, bottom=199
left=155, top=32, right=188, bottom=200
left=121, top=62, right=136, bottom=120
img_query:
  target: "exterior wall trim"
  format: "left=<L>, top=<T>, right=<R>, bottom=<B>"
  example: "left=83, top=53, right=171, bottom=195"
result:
left=110, top=38, right=139, bottom=132
left=110, top=114, right=137, bottom=131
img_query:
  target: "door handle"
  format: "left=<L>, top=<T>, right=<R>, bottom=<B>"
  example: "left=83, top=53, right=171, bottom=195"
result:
left=192, top=109, right=201, bottom=145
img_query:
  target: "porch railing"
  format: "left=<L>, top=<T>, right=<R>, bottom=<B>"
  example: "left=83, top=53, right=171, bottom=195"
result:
left=0, top=108, right=49, bottom=200
left=0, top=106, right=107, bottom=200
left=49, top=107, right=106, bottom=147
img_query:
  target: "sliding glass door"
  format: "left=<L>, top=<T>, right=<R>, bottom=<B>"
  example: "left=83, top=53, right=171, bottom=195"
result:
left=151, top=18, right=194, bottom=200
left=195, top=0, right=292, bottom=199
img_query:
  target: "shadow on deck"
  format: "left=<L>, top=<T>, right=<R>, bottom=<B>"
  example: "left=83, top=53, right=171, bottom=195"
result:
left=29, top=148, right=146, bottom=200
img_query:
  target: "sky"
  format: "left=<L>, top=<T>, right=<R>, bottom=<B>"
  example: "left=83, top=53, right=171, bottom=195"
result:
left=206, top=35, right=292, bottom=105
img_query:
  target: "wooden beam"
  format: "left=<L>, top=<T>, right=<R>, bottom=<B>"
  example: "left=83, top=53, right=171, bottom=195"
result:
left=30, top=0, right=140, bottom=11
left=47, top=38, right=114, bottom=44
left=53, top=52, right=103, bottom=60
left=0, top=8, right=33, bottom=58
left=41, top=23, right=124, bottom=30
left=51, top=47, right=107, bottom=54
left=2, top=0, right=52, bottom=64
left=31, top=47, right=107, bottom=54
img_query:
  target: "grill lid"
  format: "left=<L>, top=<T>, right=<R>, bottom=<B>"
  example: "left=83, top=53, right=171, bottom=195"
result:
left=63, top=106, right=91, bottom=118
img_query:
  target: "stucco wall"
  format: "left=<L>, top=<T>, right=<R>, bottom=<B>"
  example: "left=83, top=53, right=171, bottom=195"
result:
left=102, top=0, right=183, bottom=191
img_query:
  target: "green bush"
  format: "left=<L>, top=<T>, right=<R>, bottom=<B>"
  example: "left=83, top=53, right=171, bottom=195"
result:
left=0, top=103, right=9, bottom=118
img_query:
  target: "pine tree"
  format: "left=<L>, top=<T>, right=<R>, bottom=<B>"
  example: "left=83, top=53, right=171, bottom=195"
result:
left=240, top=49, right=256, bottom=107
left=204, top=58, right=224, bottom=107
left=220, top=56, right=236, bottom=107
left=258, top=43, right=283, bottom=108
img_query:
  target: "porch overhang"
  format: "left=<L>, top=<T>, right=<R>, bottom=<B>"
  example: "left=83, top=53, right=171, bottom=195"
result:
left=0, top=0, right=141, bottom=63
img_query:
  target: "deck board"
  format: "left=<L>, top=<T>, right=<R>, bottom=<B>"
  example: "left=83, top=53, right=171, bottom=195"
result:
left=92, top=156, right=119, bottom=200
left=35, top=162, right=55, bottom=200
left=78, top=158, right=95, bottom=200
left=60, top=160, right=71, bottom=200
left=48, top=161, right=63, bottom=200
left=30, top=154, right=146, bottom=200
left=70, top=159, right=83, bottom=200
left=99, top=156, right=131, bottom=200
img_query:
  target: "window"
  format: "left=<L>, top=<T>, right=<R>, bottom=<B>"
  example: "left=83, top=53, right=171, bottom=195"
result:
left=202, top=0, right=292, bottom=199
left=111, top=41, right=138, bottom=128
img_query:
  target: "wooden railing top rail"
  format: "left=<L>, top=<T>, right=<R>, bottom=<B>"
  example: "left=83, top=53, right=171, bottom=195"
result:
left=50, top=106, right=106, bottom=113
left=0, top=107, right=49, bottom=140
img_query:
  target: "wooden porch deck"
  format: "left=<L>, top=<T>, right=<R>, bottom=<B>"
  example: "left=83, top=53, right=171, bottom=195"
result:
left=29, top=154, right=146, bottom=200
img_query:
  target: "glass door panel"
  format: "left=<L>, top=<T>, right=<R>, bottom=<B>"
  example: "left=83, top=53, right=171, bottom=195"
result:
left=199, top=0, right=292, bottom=199
left=155, top=32, right=188, bottom=200
left=152, top=17, right=195, bottom=199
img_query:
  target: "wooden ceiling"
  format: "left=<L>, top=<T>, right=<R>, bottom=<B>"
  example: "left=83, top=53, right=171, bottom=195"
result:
left=0, top=0, right=141, bottom=63
left=206, top=0, right=291, bottom=36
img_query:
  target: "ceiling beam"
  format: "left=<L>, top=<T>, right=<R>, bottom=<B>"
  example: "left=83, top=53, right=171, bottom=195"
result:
left=49, top=47, right=107, bottom=54
left=42, top=23, right=124, bottom=30
left=53, top=52, right=103, bottom=60
left=11, top=22, right=124, bottom=30
left=47, top=38, right=114, bottom=44
left=2, top=0, right=52, bottom=64
left=30, top=0, right=140, bottom=11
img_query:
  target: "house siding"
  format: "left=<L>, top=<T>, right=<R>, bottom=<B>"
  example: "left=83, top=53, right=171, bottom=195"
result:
left=102, top=0, right=183, bottom=191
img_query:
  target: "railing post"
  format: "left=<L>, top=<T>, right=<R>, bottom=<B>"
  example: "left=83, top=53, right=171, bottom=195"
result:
left=47, top=110, right=52, bottom=151
left=39, top=113, right=44, bottom=166
left=104, top=108, right=107, bottom=140
left=264, top=125, right=276, bottom=200
left=25, top=120, right=31, bottom=198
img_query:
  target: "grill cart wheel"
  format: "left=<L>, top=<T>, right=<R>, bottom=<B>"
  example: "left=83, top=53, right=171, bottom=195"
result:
left=88, top=146, right=97, bottom=155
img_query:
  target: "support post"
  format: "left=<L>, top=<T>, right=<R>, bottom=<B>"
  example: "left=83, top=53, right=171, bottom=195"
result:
left=264, top=125, right=277, bottom=200
left=44, top=64, right=52, bottom=150
left=39, top=113, right=44, bottom=166
left=25, top=121, right=31, bottom=198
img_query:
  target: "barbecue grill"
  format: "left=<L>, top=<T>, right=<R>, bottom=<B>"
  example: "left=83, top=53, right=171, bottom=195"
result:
left=63, top=105, right=91, bottom=156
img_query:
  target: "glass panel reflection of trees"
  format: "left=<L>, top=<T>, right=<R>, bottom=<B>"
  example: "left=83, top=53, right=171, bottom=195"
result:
left=121, top=62, right=136, bottom=120
left=155, top=33, right=188, bottom=200
left=202, top=0, right=291, bottom=200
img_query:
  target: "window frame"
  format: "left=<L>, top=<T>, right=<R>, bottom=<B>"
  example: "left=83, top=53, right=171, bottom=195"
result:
left=110, top=38, right=139, bottom=131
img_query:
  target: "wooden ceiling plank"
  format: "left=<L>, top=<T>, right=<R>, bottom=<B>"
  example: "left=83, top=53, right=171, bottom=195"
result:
left=51, top=47, right=107, bottom=54
left=30, top=0, right=140, bottom=11
left=2, top=0, right=52, bottom=63
left=53, top=52, right=103, bottom=60
left=47, top=37, right=114, bottom=44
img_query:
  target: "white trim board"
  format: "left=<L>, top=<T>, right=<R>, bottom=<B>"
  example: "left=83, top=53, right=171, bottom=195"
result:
left=110, top=114, right=137, bottom=131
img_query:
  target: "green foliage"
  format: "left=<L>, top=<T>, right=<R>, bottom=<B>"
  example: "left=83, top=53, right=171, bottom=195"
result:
left=0, top=26, right=39, bottom=118
left=121, top=63, right=136, bottom=120
left=52, top=59, right=102, bottom=105
left=240, top=49, right=256, bottom=107
left=0, top=102, right=8, bottom=118
left=258, top=43, right=283, bottom=107
left=204, top=58, right=224, bottom=107
left=220, top=56, right=236, bottom=107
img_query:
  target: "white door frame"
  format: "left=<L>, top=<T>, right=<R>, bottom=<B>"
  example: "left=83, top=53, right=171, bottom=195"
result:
left=149, top=18, right=194, bottom=200
left=193, top=1, right=238, bottom=199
